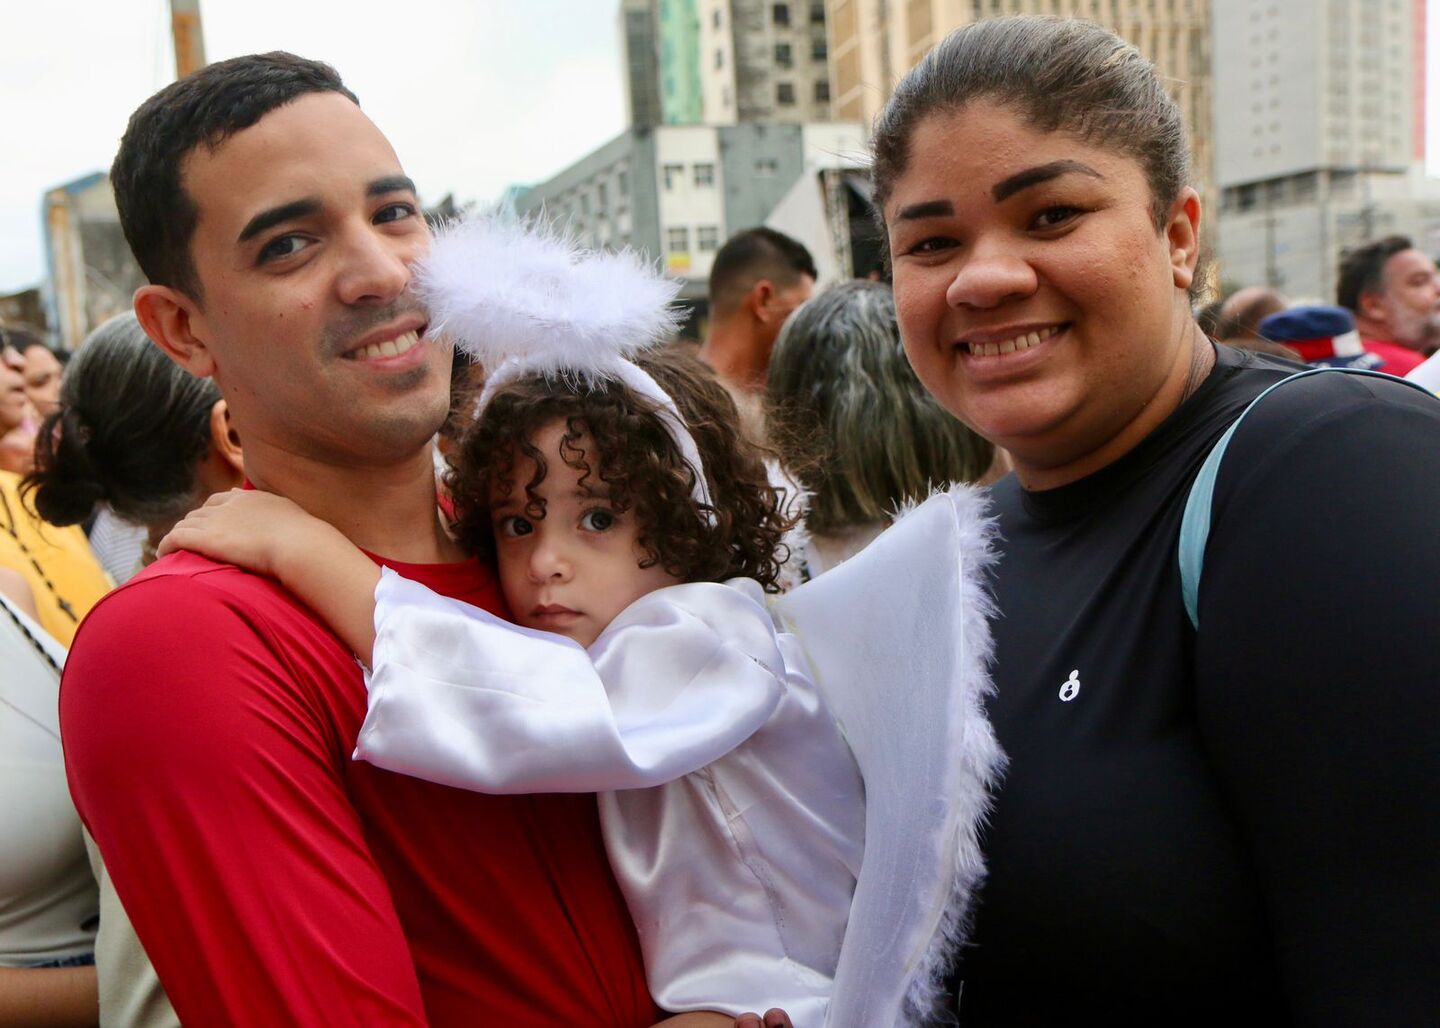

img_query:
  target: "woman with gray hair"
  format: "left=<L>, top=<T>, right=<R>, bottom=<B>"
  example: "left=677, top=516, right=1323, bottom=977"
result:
left=766, top=280, right=998, bottom=580
left=24, top=313, right=243, bottom=578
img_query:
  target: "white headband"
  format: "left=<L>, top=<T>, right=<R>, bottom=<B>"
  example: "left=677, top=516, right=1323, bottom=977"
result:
left=420, top=214, right=714, bottom=516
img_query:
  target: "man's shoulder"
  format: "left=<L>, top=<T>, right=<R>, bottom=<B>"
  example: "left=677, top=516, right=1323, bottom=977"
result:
left=83, top=551, right=305, bottom=632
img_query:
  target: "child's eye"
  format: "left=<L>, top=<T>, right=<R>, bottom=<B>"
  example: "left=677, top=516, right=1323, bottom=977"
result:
left=580, top=509, right=616, bottom=533
left=496, top=515, right=533, bottom=538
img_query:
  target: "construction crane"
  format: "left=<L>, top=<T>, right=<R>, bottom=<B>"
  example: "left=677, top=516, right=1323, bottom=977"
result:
left=170, top=0, right=207, bottom=78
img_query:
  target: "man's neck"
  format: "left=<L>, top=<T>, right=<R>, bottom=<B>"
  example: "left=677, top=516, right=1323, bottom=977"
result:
left=699, top=319, right=765, bottom=394
left=248, top=444, right=463, bottom=565
left=1355, top=316, right=1414, bottom=351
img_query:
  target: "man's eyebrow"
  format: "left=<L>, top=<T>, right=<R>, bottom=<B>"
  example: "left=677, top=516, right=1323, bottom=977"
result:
left=237, top=198, right=320, bottom=244
left=894, top=199, right=954, bottom=221
left=368, top=175, right=417, bottom=197
left=992, top=160, right=1104, bottom=202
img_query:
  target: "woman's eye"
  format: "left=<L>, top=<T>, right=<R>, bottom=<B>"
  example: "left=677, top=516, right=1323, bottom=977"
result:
left=580, top=509, right=616, bottom=533
left=375, top=202, right=417, bottom=225
left=905, top=236, right=958, bottom=256
left=497, top=516, right=533, bottom=538
left=1032, top=206, right=1083, bottom=230
left=258, top=234, right=309, bottom=263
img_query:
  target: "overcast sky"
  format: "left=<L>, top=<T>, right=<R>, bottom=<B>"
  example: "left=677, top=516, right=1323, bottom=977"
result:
left=0, top=0, right=628, bottom=294
left=1, top=1, right=1438, bottom=295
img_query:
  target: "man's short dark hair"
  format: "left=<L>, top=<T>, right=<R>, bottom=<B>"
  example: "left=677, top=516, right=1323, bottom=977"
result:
left=1336, top=235, right=1413, bottom=314
left=708, top=228, right=818, bottom=315
left=110, top=52, right=358, bottom=301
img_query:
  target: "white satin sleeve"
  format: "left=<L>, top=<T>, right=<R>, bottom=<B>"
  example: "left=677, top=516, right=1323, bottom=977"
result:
left=354, top=568, right=786, bottom=794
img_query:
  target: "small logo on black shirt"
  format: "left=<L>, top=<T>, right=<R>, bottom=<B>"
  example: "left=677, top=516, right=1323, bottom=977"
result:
left=1059, top=669, right=1081, bottom=702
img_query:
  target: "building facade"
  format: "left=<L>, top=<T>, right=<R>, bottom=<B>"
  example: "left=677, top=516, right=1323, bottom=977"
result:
left=623, top=0, right=833, bottom=125
left=825, top=0, right=1215, bottom=242
left=1213, top=0, right=1439, bottom=300
left=517, top=121, right=867, bottom=303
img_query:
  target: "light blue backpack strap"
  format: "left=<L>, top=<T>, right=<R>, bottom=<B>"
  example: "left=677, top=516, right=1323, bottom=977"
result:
left=1178, top=367, right=1436, bottom=630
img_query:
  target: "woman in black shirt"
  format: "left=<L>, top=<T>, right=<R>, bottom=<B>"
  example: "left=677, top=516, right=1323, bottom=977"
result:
left=865, top=15, right=1440, bottom=1026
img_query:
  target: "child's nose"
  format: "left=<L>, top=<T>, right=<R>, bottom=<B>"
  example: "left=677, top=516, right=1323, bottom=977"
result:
left=528, top=540, right=572, bottom=582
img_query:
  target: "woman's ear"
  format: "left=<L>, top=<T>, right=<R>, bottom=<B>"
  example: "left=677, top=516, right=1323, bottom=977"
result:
left=134, top=285, right=216, bottom=378
left=1165, top=186, right=1202, bottom=291
left=209, top=399, right=244, bottom=482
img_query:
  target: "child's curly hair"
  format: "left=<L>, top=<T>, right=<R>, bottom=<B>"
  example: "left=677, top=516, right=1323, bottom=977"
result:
left=448, top=346, right=793, bottom=590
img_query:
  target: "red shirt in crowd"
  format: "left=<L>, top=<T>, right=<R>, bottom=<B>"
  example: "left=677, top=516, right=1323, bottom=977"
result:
left=1362, top=338, right=1426, bottom=376
left=61, top=550, right=661, bottom=1026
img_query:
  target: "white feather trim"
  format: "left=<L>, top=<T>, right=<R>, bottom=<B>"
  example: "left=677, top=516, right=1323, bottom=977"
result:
left=416, top=212, right=682, bottom=378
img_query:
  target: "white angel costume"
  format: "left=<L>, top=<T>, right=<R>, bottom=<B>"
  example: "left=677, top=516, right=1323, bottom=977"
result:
left=355, top=215, right=1005, bottom=1025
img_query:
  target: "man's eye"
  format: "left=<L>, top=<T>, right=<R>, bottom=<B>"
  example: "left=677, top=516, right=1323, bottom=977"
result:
left=497, top=516, right=533, bottom=538
left=258, top=234, right=309, bottom=263
left=375, top=203, right=416, bottom=225
left=580, top=509, right=615, bottom=532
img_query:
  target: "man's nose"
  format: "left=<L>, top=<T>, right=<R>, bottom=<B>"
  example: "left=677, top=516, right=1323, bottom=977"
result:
left=335, top=224, right=414, bottom=306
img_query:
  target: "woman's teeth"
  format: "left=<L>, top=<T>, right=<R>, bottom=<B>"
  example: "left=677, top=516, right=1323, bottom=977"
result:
left=965, top=325, right=1061, bottom=357
left=354, top=329, right=421, bottom=360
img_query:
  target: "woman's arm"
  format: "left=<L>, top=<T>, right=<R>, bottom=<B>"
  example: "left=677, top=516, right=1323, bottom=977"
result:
left=1197, top=375, right=1440, bottom=1021
left=159, top=490, right=381, bottom=663
left=0, top=965, right=97, bottom=1027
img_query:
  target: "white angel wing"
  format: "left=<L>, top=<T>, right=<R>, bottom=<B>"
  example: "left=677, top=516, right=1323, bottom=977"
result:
left=773, top=484, right=1005, bottom=1027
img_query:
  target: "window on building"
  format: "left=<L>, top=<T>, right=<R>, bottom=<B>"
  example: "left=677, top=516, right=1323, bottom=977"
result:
left=810, top=2, right=825, bottom=22
left=667, top=227, right=689, bottom=254
left=713, top=9, right=722, bottom=28
left=775, top=43, right=793, bottom=67
left=815, top=79, right=830, bottom=103
left=773, top=3, right=790, bottom=26
left=698, top=226, right=720, bottom=252
left=812, top=38, right=828, bottom=61
left=597, top=182, right=608, bottom=209
left=618, top=169, right=629, bottom=196
left=777, top=81, right=796, bottom=105
left=694, top=163, right=716, bottom=187
left=580, top=192, right=591, bottom=215
left=715, top=47, right=724, bottom=69
left=755, top=157, right=779, bottom=177
left=663, top=163, right=685, bottom=190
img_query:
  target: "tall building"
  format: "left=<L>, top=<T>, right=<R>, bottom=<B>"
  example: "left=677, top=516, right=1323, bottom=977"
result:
left=825, top=0, right=1215, bottom=238
left=1213, top=0, right=1440, bottom=299
left=517, top=121, right=868, bottom=305
left=622, top=0, right=833, bottom=126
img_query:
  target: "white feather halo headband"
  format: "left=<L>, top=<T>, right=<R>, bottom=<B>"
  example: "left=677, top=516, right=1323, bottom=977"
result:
left=416, top=212, right=714, bottom=514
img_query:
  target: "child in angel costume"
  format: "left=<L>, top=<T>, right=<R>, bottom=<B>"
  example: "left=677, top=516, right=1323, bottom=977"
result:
left=161, top=216, right=1004, bottom=1027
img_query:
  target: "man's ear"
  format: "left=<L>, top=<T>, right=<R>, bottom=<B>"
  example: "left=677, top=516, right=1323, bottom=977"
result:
left=1165, top=187, right=1202, bottom=291
left=1358, top=289, right=1389, bottom=324
left=208, top=399, right=244, bottom=475
left=134, top=284, right=216, bottom=378
left=745, top=280, right=777, bottom=323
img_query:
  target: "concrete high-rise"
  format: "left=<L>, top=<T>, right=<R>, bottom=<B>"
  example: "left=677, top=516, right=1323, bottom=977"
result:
left=622, top=0, right=833, bottom=126
left=1213, top=0, right=1439, bottom=300
left=825, top=1, right=1214, bottom=243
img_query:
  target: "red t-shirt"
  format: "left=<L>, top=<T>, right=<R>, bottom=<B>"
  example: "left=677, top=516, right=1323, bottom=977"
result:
left=61, top=551, right=660, bottom=1026
left=1362, top=338, right=1426, bottom=376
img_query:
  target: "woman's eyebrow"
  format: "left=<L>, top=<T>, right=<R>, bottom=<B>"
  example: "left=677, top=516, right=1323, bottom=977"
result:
left=895, top=199, right=954, bottom=221
left=992, top=160, right=1104, bottom=202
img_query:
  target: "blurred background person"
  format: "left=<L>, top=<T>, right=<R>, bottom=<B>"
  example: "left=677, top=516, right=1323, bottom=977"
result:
left=18, top=334, right=68, bottom=420
left=0, top=335, right=38, bottom=474
left=699, top=227, right=817, bottom=443
left=0, top=337, right=109, bottom=647
left=1337, top=236, right=1440, bottom=374
left=766, top=280, right=999, bottom=582
left=0, top=589, right=99, bottom=1028
left=25, top=313, right=243, bottom=585
left=1257, top=305, right=1387, bottom=372
left=1212, top=286, right=1299, bottom=361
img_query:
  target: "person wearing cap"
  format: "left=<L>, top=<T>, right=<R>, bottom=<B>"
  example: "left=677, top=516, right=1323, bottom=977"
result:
left=1257, top=305, right=1388, bottom=372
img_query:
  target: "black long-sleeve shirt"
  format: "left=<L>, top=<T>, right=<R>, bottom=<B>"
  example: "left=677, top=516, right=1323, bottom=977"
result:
left=955, top=344, right=1440, bottom=1025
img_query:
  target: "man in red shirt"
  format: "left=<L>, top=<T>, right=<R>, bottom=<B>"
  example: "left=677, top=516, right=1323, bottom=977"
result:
left=61, top=53, right=716, bottom=1026
left=1336, top=235, right=1440, bottom=375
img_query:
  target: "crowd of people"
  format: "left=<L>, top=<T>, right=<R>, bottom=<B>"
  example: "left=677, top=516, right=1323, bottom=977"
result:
left=3, top=13, right=1440, bottom=1027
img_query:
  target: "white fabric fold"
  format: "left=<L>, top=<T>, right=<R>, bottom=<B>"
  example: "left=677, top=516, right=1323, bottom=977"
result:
left=358, top=572, right=785, bottom=792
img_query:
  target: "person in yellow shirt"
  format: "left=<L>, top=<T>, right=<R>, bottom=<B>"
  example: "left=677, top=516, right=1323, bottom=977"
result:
left=0, top=338, right=109, bottom=645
